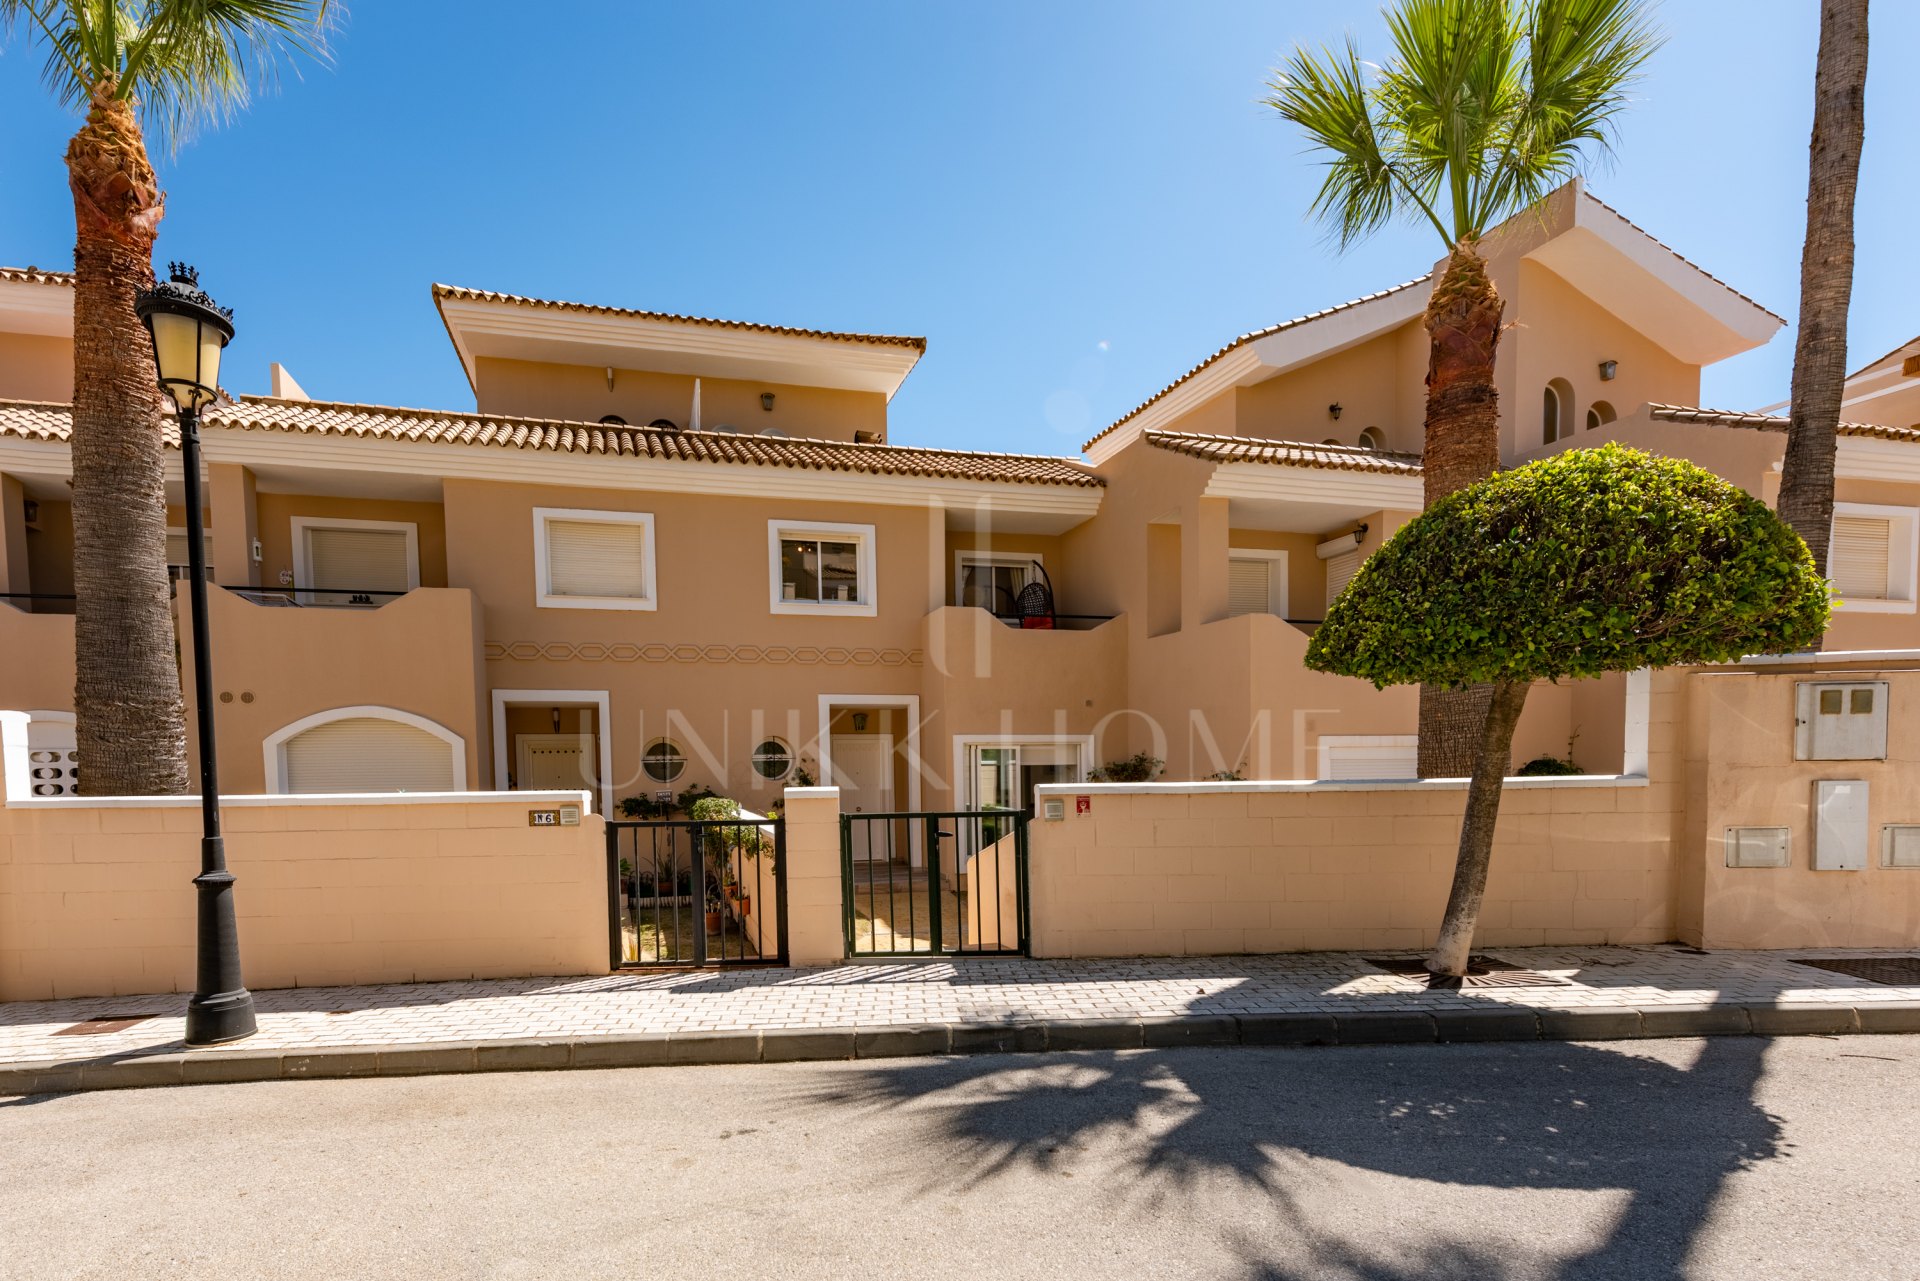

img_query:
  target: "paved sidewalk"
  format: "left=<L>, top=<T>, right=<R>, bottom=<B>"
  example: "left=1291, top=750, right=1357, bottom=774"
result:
left=5, top=944, right=1918, bottom=1096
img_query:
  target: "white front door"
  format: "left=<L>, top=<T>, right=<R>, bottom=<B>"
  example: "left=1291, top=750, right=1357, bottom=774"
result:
left=517, top=734, right=596, bottom=790
left=832, top=733, right=894, bottom=861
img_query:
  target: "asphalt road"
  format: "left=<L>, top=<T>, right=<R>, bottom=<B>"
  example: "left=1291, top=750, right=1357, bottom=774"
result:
left=3, top=1036, right=1916, bottom=1280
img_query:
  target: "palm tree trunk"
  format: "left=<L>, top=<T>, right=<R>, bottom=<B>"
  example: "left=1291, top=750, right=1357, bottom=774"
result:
left=1428, top=679, right=1529, bottom=978
left=1417, top=242, right=1504, bottom=777
left=1776, top=0, right=1868, bottom=615
left=65, top=83, right=189, bottom=795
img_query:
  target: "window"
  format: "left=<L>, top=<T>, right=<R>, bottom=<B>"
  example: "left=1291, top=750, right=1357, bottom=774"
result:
left=164, top=528, right=213, bottom=580
left=1318, top=735, right=1417, bottom=780
left=751, top=738, right=794, bottom=780
left=955, top=553, right=1036, bottom=612
left=769, top=520, right=876, bottom=616
left=1586, top=400, right=1616, bottom=431
left=1829, top=503, right=1919, bottom=613
left=598, top=414, right=628, bottom=426
left=642, top=739, right=686, bottom=782
left=1324, top=547, right=1361, bottom=609
left=1542, top=379, right=1574, bottom=444
left=1357, top=426, right=1384, bottom=450
left=293, top=517, right=418, bottom=607
left=534, top=508, right=656, bottom=611
left=1227, top=549, right=1288, bottom=618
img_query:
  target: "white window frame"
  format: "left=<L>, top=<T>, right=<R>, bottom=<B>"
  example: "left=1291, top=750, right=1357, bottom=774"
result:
left=1830, top=502, right=1919, bottom=614
left=264, top=704, right=466, bottom=795
left=951, top=734, right=1094, bottom=810
left=1227, top=547, right=1289, bottom=618
left=291, top=516, right=420, bottom=606
left=532, top=506, right=658, bottom=612
left=769, top=519, right=877, bottom=617
left=952, top=551, right=1041, bottom=609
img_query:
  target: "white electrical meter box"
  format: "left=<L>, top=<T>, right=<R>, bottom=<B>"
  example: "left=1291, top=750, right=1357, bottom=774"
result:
left=1812, top=780, right=1870, bottom=870
left=1795, top=681, right=1889, bottom=761
left=1725, top=826, right=1790, bottom=868
left=1883, top=825, right=1920, bottom=869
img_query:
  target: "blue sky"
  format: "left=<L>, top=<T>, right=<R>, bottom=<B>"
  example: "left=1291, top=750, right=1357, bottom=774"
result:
left=0, top=2, right=1912, bottom=455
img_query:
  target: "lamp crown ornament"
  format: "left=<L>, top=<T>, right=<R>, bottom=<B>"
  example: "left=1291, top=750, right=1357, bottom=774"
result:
left=143, top=261, right=235, bottom=323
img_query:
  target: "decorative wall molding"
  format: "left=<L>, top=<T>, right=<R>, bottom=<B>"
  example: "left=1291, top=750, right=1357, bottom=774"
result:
left=484, top=640, right=923, bottom=667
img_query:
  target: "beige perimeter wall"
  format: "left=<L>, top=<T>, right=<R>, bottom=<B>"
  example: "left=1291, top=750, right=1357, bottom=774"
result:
left=0, top=741, right=606, bottom=1001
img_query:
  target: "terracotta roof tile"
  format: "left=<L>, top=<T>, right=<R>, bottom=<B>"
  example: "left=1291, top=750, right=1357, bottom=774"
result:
left=1647, top=403, right=1920, bottom=443
left=1086, top=277, right=1431, bottom=451
left=431, top=284, right=926, bottom=351
left=1146, top=430, right=1422, bottom=475
left=0, top=267, right=74, bottom=287
left=0, top=399, right=179, bottom=446
left=0, top=397, right=1101, bottom=487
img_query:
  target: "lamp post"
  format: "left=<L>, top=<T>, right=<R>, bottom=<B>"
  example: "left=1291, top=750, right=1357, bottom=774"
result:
left=135, top=263, right=256, bottom=1046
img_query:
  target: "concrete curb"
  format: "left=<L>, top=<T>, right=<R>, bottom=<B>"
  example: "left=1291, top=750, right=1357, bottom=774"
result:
left=6, top=1001, right=1918, bottom=1098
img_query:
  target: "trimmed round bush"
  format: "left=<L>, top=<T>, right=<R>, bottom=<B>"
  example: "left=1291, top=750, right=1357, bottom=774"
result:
left=1306, top=444, right=1831, bottom=689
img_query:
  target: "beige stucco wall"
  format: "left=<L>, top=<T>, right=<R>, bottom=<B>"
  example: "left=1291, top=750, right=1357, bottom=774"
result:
left=0, top=332, right=71, bottom=403
left=0, top=786, right=606, bottom=1001
left=1683, top=663, right=1920, bottom=949
left=472, top=357, right=888, bottom=443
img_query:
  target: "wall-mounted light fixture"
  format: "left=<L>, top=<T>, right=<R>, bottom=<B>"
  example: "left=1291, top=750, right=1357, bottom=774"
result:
left=21, top=499, right=37, bottom=525
left=1351, top=522, right=1369, bottom=545
left=1598, top=360, right=1618, bottom=381
left=760, top=392, right=776, bottom=412
left=551, top=708, right=563, bottom=732
left=1328, top=402, right=1343, bottom=421
left=851, top=712, right=869, bottom=732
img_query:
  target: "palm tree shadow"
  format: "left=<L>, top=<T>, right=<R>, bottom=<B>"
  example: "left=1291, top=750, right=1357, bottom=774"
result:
left=797, top=1036, right=1781, bottom=1280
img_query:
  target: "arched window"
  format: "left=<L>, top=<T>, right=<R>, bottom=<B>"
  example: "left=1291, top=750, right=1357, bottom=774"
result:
left=264, top=706, right=465, bottom=794
left=1321, top=438, right=1341, bottom=446
left=1357, top=426, right=1384, bottom=451
left=642, top=739, right=686, bottom=783
left=1586, top=400, right=1616, bottom=431
left=598, top=414, right=628, bottom=426
left=1542, top=379, right=1574, bottom=444
left=751, top=738, right=794, bottom=781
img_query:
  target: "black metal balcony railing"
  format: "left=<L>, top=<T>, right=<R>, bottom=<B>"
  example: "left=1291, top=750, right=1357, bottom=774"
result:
left=989, top=611, right=1115, bottom=631
left=0, top=591, right=77, bottom=615
left=222, top=583, right=411, bottom=608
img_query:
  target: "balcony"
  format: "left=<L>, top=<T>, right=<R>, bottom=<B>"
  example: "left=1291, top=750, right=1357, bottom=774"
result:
left=921, top=605, right=1127, bottom=721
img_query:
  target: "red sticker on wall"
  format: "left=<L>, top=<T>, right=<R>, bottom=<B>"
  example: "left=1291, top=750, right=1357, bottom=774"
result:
left=1076, top=795, right=1091, bottom=815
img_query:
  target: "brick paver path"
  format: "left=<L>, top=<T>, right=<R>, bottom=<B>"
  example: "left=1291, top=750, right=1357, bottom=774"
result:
left=3, top=944, right=1916, bottom=1069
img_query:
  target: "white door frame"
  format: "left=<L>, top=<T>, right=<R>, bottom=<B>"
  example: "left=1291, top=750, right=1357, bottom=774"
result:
left=816, top=693, right=921, bottom=814
left=491, top=688, right=613, bottom=817
left=292, top=516, right=421, bottom=604
left=1227, top=547, right=1290, bottom=617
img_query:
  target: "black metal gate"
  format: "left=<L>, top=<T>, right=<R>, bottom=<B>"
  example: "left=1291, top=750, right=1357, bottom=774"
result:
left=607, top=816, right=788, bottom=968
left=841, top=810, right=1029, bottom=958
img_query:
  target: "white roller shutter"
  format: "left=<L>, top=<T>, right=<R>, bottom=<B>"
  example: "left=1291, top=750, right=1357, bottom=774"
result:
left=282, top=717, right=456, bottom=794
left=306, top=527, right=411, bottom=599
left=1319, top=737, right=1417, bottom=781
left=1228, top=558, right=1273, bottom=617
left=1325, top=549, right=1362, bottom=609
left=1831, top=516, right=1892, bottom=600
left=546, top=518, right=648, bottom=599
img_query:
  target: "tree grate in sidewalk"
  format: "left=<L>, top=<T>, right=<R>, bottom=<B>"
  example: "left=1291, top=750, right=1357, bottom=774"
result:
left=1790, top=956, right=1920, bottom=986
left=1362, top=955, right=1574, bottom=990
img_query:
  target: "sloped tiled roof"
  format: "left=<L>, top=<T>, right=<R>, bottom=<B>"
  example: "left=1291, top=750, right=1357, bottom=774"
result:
left=1146, top=430, right=1422, bottom=475
left=1086, top=277, right=1431, bottom=452
left=431, top=284, right=927, bottom=351
left=0, top=396, right=1102, bottom=487
left=0, top=267, right=73, bottom=287
left=1648, top=403, right=1920, bottom=444
left=0, top=399, right=179, bottom=446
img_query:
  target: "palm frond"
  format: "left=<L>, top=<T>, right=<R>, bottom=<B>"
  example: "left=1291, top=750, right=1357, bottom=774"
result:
left=122, top=0, right=337, bottom=148
left=1264, top=36, right=1449, bottom=250
left=0, top=1, right=90, bottom=99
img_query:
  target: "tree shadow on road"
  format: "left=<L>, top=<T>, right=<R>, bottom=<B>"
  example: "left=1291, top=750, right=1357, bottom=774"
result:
left=800, top=1036, right=1781, bottom=1281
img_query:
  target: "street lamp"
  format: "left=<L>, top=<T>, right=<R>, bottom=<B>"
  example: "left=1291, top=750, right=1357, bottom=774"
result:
left=135, top=263, right=256, bottom=1046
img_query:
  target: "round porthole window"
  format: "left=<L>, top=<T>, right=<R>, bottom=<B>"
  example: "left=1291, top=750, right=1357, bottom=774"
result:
left=642, top=739, right=686, bottom=783
left=751, top=738, right=794, bottom=781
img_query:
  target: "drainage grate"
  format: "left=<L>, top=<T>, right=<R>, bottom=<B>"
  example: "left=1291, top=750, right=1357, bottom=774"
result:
left=52, top=1014, right=157, bottom=1036
left=1362, top=954, right=1573, bottom=991
left=1791, top=956, right=1920, bottom=986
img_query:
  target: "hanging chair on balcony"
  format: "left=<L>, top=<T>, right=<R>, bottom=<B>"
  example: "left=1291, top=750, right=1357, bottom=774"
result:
left=1015, top=561, right=1056, bottom=629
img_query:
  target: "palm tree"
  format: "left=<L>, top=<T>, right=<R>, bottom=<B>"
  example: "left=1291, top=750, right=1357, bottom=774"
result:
left=1265, top=0, right=1660, bottom=776
left=1775, top=0, right=1869, bottom=608
left=1, top=1, right=333, bottom=794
